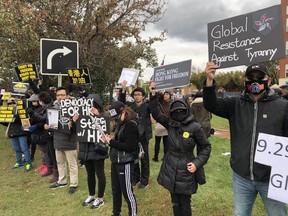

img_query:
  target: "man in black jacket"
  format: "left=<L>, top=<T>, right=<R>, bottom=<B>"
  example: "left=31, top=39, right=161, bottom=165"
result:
left=203, top=62, right=288, bottom=216
left=118, top=80, right=152, bottom=189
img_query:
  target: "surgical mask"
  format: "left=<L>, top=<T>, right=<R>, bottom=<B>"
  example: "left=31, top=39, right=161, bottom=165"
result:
left=245, top=80, right=268, bottom=95
left=171, top=109, right=187, bottom=122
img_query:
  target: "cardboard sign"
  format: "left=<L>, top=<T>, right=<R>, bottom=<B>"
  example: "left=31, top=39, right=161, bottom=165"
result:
left=207, top=5, right=284, bottom=68
left=153, top=60, right=192, bottom=90
left=254, top=133, right=288, bottom=203
left=118, top=68, right=140, bottom=86
left=67, top=67, right=91, bottom=85
left=15, top=63, right=39, bottom=81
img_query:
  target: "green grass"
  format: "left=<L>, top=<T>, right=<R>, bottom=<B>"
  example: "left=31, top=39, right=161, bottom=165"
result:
left=0, top=116, right=268, bottom=216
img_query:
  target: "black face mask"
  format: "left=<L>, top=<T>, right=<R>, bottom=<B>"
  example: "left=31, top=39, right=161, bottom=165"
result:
left=171, top=109, right=187, bottom=122
left=245, top=80, right=269, bottom=95
left=81, top=91, right=89, bottom=98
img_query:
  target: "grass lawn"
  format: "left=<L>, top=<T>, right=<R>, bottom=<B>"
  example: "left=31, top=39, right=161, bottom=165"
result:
left=0, top=116, right=267, bottom=216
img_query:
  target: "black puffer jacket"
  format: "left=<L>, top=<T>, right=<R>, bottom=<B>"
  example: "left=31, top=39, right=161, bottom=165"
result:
left=149, top=95, right=211, bottom=195
left=203, top=81, right=288, bottom=181
left=109, top=120, right=139, bottom=164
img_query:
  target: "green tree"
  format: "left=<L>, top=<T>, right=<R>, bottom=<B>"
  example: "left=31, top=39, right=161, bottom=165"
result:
left=190, top=67, right=206, bottom=91
left=0, top=0, right=166, bottom=101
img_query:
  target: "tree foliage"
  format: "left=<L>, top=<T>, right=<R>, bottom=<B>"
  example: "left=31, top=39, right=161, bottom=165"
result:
left=0, top=0, right=166, bottom=99
left=190, top=67, right=206, bottom=91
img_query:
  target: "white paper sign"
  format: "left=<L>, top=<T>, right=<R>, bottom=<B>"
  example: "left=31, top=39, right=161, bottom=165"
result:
left=268, top=167, right=288, bottom=204
left=254, top=132, right=288, bottom=203
left=255, top=133, right=288, bottom=167
left=118, top=68, right=140, bottom=86
left=47, top=109, right=59, bottom=130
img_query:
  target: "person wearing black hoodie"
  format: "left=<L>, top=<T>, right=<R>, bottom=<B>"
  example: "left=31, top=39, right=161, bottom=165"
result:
left=75, top=94, right=108, bottom=209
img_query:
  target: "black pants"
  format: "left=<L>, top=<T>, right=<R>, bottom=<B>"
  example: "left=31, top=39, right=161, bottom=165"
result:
left=170, top=193, right=192, bottom=216
left=111, top=162, right=137, bottom=216
left=154, top=135, right=168, bottom=158
left=46, top=137, right=57, bottom=170
left=84, top=159, right=106, bottom=197
left=131, top=140, right=149, bottom=186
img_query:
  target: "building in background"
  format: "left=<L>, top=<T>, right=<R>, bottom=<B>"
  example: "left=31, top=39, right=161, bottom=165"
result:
left=280, top=0, right=288, bottom=86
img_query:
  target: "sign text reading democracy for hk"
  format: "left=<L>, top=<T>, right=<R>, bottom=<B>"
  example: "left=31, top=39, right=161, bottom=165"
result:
left=207, top=5, right=284, bottom=68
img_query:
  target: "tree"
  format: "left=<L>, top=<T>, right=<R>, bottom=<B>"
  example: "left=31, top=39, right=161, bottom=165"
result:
left=190, top=67, right=206, bottom=91
left=0, top=0, right=166, bottom=101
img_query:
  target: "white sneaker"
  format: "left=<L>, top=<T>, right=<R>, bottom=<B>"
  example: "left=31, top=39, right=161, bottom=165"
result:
left=91, top=198, right=104, bottom=209
left=82, top=196, right=95, bottom=206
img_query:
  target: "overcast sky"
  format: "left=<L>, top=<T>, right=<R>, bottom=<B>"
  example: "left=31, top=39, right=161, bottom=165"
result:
left=141, top=0, right=281, bottom=81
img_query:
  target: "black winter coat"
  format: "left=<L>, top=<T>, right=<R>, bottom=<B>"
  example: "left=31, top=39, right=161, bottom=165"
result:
left=109, top=120, right=139, bottom=164
left=149, top=95, right=211, bottom=195
left=7, top=114, right=30, bottom=138
left=203, top=81, right=288, bottom=181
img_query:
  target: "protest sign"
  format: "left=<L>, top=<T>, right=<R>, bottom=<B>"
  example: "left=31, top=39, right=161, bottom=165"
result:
left=0, top=106, right=16, bottom=122
left=67, top=67, right=91, bottom=85
left=12, top=82, right=29, bottom=96
left=207, top=5, right=284, bottom=68
left=153, top=60, right=192, bottom=90
left=255, top=133, right=288, bottom=203
left=15, top=63, right=38, bottom=81
left=47, top=109, right=60, bottom=130
left=268, top=167, right=288, bottom=204
left=118, top=68, right=140, bottom=86
left=76, top=114, right=110, bottom=143
left=16, top=100, right=28, bottom=119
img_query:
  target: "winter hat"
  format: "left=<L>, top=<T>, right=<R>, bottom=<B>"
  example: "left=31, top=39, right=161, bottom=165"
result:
left=131, top=87, right=146, bottom=97
left=170, top=100, right=188, bottom=113
left=245, top=64, right=269, bottom=76
left=27, top=94, right=39, bottom=101
left=108, top=101, right=125, bottom=119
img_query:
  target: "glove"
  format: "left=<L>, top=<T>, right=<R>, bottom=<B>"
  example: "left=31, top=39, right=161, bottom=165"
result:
left=26, top=107, right=34, bottom=116
left=28, top=125, right=37, bottom=133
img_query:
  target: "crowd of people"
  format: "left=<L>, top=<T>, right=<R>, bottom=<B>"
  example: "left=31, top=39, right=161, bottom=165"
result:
left=2, top=62, right=288, bottom=215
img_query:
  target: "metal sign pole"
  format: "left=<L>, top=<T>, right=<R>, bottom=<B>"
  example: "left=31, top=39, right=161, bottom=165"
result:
left=57, top=75, right=62, bottom=87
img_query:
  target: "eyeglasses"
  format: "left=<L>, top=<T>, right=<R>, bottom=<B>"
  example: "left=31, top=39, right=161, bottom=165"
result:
left=133, top=93, right=143, bottom=97
left=246, top=73, right=266, bottom=81
left=56, top=94, right=67, bottom=97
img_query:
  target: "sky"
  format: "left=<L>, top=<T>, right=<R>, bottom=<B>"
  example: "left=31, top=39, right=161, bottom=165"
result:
left=141, top=0, right=281, bottom=81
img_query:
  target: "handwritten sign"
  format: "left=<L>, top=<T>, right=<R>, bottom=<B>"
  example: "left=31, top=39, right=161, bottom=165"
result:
left=15, top=63, right=38, bottom=81
left=153, top=59, right=192, bottom=90
left=255, top=133, right=288, bottom=203
left=67, top=67, right=91, bottom=85
left=207, top=5, right=284, bottom=68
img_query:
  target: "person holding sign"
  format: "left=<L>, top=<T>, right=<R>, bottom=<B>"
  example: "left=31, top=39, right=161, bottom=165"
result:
left=203, top=62, right=288, bottom=216
left=119, top=80, right=152, bottom=190
left=102, top=101, right=139, bottom=216
left=148, top=82, right=211, bottom=216
left=46, top=87, right=78, bottom=195
left=74, top=94, right=108, bottom=209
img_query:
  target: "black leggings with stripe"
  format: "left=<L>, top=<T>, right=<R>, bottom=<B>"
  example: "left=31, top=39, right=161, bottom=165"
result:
left=111, top=162, right=137, bottom=216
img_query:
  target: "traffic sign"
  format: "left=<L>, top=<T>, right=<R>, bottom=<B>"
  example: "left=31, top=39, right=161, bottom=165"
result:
left=40, top=38, right=79, bottom=75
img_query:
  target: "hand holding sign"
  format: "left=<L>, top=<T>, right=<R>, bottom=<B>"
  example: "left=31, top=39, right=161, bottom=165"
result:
left=205, top=62, right=217, bottom=86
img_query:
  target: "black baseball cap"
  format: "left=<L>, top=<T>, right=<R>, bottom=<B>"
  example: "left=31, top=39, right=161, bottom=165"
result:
left=245, top=64, right=268, bottom=76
